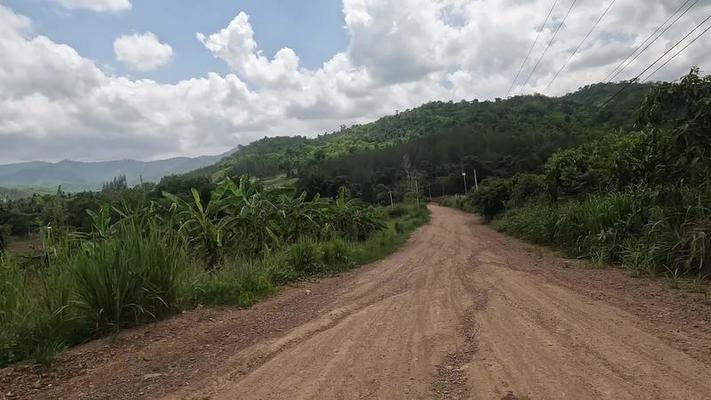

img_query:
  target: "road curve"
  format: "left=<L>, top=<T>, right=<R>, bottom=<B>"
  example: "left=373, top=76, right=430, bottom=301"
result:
left=3, top=205, right=711, bottom=399
left=168, top=205, right=711, bottom=400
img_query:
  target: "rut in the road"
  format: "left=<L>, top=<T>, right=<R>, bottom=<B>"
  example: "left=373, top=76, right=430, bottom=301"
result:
left=168, top=206, right=711, bottom=400
left=170, top=206, right=480, bottom=400
left=3, top=206, right=711, bottom=400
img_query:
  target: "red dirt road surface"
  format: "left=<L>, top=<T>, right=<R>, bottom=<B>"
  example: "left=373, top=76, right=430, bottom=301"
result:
left=2, top=205, right=711, bottom=399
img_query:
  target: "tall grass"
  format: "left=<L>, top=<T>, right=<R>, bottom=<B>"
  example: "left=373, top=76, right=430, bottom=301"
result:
left=495, top=189, right=711, bottom=277
left=192, top=260, right=272, bottom=307
left=0, top=202, right=429, bottom=367
left=0, top=253, right=85, bottom=365
left=72, top=222, right=194, bottom=333
left=352, top=204, right=430, bottom=264
left=0, top=255, right=27, bottom=365
left=0, top=222, right=195, bottom=366
left=439, top=195, right=472, bottom=212
left=493, top=201, right=557, bottom=244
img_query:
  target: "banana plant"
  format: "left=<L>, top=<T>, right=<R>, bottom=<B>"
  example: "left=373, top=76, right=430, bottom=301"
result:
left=164, top=176, right=386, bottom=267
left=330, top=187, right=385, bottom=241
left=164, top=188, right=232, bottom=269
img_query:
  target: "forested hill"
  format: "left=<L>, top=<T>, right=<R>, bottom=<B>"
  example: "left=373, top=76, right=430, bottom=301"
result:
left=189, top=81, right=657, bottom=200
left=447, top=70, right=711, bottom=279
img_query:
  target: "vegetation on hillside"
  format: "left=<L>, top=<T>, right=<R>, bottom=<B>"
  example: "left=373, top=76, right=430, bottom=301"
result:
left=190, top=82, right=655, bottom=201
left=448, top=70, right=711, bottom=280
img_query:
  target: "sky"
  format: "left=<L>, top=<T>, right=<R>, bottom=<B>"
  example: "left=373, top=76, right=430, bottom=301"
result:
left=0, top=0, right=710, bottom=163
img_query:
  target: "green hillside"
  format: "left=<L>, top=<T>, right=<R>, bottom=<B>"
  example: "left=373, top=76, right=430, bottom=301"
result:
left=446, top=70, right=711, bottom=279
left=187, top=81, right=656, bottom=201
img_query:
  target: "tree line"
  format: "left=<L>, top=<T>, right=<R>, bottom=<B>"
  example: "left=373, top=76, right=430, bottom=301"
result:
left=453, top=69, right=711, bottom=279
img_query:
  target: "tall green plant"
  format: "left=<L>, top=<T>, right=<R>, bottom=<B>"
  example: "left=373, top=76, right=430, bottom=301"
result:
left=164, top=188, right=231, bottom=268
left=72, top=222, right=192, bottom=333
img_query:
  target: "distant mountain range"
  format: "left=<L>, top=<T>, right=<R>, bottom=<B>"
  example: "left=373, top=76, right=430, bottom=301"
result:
left=0, top=149, right=235, bottom=192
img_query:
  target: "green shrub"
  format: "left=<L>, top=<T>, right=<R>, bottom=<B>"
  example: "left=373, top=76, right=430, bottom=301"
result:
left=0, top=255, right=23, bottom=326
left=262, top=253, right=299, bottom=285
left=320, top=239, right=353, bottom=272
left=621, top=221, right=680, bottom=277
left=0, top=255, right=28, bottom=365
left=440, top=195, right=472, bottom=211
left=194, top=261, right=272, bottom=306
left=285, top=240, right=324, bottom=276
left=388, top=205, right=408, bottom=218
left=497, top=186, right=711, bottom=276
left=394, top=221, right=405, bottom=234
left=508, top=174, right=545, bottom=207
left=551, top=190, right=659, bottom=262
left=469, top=179, right=511, bottom=221
left=495, top=202, right=558, bottom=244
left=7, top=303, right=79, bottom=365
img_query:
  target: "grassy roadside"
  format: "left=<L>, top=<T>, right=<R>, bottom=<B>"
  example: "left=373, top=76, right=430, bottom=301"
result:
left=439, top=73, right=711, bottom=285
left=440, top=195, right=710, bottom=301
left=0, top=203, right=430, bottom=368
left=193, top=203, right=430, bottom=307
left=351, top=204, right=431, bottom=265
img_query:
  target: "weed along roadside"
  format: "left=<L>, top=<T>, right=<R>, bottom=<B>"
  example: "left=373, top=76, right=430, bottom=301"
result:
left=3, top=205, right=711, bottom=400
left=440, top=72, right=711, bottom=297
left=0, top=177, right=430, bottom=368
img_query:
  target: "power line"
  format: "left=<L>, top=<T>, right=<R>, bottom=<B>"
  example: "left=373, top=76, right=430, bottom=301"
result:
left=506, top=0, right=561, bottom=97
left=601, top=14, right=711, bottom=108
left=518, top=0, right=578, bottom=95
left=545, top=0, right=618, bottom=92
left=628, top=14, right=711, bottom=81
left=605, top=0, right=699, bottom=82
left=642, top=22, right=711, bottom=82
left=603, top=0, right=696, bottom=82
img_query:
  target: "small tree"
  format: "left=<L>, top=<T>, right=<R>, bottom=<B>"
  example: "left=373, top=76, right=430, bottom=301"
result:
left=470, top=179, right=511, bottom=221
left=102, top=176, right=128, bottom=193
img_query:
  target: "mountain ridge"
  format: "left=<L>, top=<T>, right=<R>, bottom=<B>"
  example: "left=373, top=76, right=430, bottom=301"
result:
left=189, top=81, right=656, bottom=183
left=0, top=150, right=236, bottom=191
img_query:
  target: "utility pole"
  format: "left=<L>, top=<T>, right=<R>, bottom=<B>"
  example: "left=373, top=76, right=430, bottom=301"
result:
left=414, top=179, right=420, bottom=208
left=389, top=190, right=394, bottom=209
left=462, top=172, right=468, bottom=194
left=473, top=168, right=479, bottom=191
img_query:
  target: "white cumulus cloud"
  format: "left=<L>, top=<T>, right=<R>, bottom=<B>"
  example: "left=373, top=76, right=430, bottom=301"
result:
left=197, top=12, right=302, bottom=88
left=114, top=32, right=174, bottom=72
left=50, top=0, right=132, bottom=13
left=1, top=0, right=711, bottom=163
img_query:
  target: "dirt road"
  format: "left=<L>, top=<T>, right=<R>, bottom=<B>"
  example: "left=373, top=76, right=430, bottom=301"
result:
left=3, top=205, right=711, bottom=399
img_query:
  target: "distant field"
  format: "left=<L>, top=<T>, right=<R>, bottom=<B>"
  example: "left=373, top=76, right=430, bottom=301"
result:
left=5, top=235, right=43, bottom=254
left=1, top=186, right=54, bottom=201
left=260, top=175, right=298, bottom=188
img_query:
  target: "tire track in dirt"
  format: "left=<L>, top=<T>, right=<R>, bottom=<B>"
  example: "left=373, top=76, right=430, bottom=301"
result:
left=3, top=205, right=711, bottom=400
left=463, top=256, right=711, bottom=399
left=167, top=207, right=478, bottom=400
left=432, top=251, right=489, bottom=400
